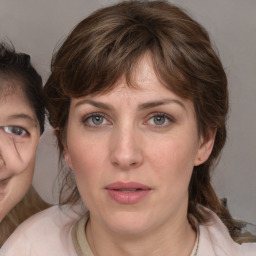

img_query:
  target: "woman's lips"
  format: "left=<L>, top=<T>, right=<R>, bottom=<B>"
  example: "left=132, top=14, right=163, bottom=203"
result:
left=105, top=182, right=152, bottom=204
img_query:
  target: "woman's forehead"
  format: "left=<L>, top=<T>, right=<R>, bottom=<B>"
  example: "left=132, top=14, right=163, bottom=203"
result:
left=73, top=53, right=164, bottom=97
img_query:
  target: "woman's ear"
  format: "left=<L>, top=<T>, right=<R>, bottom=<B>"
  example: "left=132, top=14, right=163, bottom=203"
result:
left=63, top=146, right=73, bottom=170
left=194, top=128, right=216, bottom=166
left=55, top=127, right=73, bottom=170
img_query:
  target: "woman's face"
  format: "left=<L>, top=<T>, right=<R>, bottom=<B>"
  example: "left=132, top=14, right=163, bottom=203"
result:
left=0, top=80, right=40, bottom=222
left=64, top=54, right=214, bottom=236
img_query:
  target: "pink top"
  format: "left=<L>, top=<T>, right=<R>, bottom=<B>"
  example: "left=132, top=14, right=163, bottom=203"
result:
left=0, top=205, right=255, bottom=255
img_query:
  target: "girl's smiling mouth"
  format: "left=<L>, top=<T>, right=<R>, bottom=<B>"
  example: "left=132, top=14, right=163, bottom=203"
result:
left=0, top=176, right=11, bottom=200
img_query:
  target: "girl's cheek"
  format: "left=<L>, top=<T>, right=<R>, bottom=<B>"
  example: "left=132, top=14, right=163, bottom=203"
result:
left=0, top=132, right=36, bottom=174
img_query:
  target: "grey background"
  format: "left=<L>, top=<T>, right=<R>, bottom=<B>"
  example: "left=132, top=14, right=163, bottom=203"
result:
left=0, top=0, right=255, bottom=223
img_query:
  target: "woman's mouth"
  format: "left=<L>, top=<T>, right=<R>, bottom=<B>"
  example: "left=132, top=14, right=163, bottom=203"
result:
left=105, top=182, right=152, bottom=204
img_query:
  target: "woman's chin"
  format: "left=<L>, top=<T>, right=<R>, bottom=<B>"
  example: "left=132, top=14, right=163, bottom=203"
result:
left=101, top=211, right=153, bottom=236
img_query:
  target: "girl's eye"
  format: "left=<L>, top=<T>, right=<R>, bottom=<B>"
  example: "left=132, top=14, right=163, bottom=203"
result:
left=2, top=126, right=28, bottom=136
left=83, top=113, right=110, bottom=127
left=147, top=113, right=173, bottom=127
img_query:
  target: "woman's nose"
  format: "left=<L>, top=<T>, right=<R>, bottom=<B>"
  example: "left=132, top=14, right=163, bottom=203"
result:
left=110, top=126, right=144, bottom=170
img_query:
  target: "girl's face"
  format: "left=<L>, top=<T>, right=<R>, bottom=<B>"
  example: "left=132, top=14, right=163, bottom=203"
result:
left=0, top=81, right=40, bottom=222
left=64, top=54, right=215, bottom=236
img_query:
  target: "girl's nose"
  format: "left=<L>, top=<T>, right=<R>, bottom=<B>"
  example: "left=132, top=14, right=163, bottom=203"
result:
left=0, top=155, right=4, bottom=169
left=0, top=132, right=23, bottom=173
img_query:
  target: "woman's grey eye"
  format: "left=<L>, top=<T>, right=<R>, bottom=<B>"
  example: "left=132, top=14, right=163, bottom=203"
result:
left=153, top=116, right=166, bottom=125
left=92, top=116, right=104, bottom=125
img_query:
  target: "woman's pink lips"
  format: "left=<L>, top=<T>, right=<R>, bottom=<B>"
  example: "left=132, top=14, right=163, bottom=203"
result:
left=105, top=182, right=151, bottom=204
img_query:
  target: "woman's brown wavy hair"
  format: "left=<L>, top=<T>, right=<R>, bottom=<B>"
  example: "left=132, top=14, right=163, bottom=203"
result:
left=44, top=0, right=240, bottom=240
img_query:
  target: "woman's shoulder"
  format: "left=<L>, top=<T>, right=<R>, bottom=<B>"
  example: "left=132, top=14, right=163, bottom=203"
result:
left=0, top=205, right=85, bottom=256
left=198, top=207, right=256, bottom=256
left=8, top=205, right=81, bottom=232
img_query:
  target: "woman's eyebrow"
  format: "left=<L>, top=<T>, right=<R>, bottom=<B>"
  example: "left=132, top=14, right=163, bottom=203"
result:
left=75, top=99, right=114, bottom=111
left=75, top=98, right=186, bottom=112
left=6, top=114, right=38, bottom=127
left=138, top=99, right=186, bottom=111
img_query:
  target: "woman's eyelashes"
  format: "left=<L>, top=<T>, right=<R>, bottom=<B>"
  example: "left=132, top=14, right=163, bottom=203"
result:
left=82, top=112, right=175, bottom=129
left=1, top=126, right=29, bottom=137
left=82, top=113, right=111, bottom=127
left=145, top=113, right=175, bottom=128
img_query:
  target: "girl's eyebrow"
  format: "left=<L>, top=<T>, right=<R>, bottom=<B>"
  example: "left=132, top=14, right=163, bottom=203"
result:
left=6, top=114, right=38, bottom=127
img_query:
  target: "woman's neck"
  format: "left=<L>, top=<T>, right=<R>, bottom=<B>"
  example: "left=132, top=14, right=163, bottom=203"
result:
left=86, top=214, right=196, bottom=256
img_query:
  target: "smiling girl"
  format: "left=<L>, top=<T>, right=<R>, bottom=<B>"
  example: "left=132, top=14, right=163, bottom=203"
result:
left=1, top=1, right=256, bottom=255
left=0, top=43, right=49, bottom=246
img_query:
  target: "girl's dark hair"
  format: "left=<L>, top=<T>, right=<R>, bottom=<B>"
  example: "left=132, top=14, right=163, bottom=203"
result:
left=44, top=0, right=240, bottom=240
left=0, top=43, right=45, bottom=134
